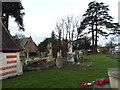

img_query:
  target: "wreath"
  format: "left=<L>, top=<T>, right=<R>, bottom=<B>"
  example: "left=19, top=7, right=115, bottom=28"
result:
left=79, top=76, right=109, bottom=87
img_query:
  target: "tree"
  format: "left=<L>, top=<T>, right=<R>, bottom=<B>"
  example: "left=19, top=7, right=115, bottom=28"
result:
left=105, top=41, right=115, bottom=50
left=2, top=2, right=25, bottom=30
left=73, top=36, right=91, bottom=51
left=38, top=38, right=50, bottom=53
left=38, top=32, right=59, bottom=58
left=55, top=15, right=81, bottom=42
left=55, top=22, right=62, bottom=51
left=78, top=1, right=119, bottom=53
left=50, top=31, right=59, bottom=58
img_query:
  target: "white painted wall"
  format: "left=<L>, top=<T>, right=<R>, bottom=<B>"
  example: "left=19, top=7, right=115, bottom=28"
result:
left=0, top=52, right=23, bottom=80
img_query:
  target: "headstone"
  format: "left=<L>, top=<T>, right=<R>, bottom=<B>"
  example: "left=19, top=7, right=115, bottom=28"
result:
left=40, top=52, right=47, bottom=58
left=17, top=60, right=23, bottom=75
left=73, top=50, right=83, bottom=64
left=47, top=43, right=53, bottom=61
left=67, top=43, right=75, bottom=62
left=78, top=50, right=83, bottom=60
left=68, top=43, right=73, bottom=53
left=27, top=52, right=29, bottom=58
left=56, top=50, right=62, bottom=68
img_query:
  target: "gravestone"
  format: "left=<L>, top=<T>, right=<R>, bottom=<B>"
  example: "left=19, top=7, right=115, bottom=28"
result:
left=17, top=60, right=23, bottom=75
left=47, top=43, right=53, bottom=61
left=67, top=43, right=75, bottom=63
left=78, top=50, right=83, bottom=60
left=56, top=50, right=62, bottom=68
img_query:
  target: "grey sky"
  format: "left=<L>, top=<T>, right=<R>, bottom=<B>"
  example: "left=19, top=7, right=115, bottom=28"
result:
left=9, top=0, right=119, bottom=45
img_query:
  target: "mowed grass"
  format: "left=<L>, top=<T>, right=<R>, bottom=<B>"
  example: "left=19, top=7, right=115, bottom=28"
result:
left=2, top=54, right=119, bottom=88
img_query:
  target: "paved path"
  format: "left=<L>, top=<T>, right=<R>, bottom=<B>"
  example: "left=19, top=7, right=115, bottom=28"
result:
left=93, top=83, right=112, bottom=90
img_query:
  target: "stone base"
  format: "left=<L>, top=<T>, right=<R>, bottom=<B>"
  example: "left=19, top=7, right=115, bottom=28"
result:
left=108, top=68, right=120, bottom=89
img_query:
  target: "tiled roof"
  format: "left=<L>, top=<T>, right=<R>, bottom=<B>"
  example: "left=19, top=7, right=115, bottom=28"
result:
left=16, top=38, right=28, bottom=48
left=0, top=27, right=23, bottom=52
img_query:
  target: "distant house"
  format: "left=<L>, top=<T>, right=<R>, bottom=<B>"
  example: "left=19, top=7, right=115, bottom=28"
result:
left=14, top=36, right=39, bottom=57
left=113, top=43, right=120, bottom=54
left=0, top=26, right=23, bottom=79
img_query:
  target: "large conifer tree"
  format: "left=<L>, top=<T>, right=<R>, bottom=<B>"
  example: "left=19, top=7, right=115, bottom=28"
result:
left=78, top=1, right=119, bottom=53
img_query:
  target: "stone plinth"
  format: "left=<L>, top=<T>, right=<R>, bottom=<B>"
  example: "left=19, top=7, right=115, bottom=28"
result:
left=67, top=52, right=75, bottom=62
left=47, top=54, right=53, bottom=61
left=108, top=68, right=120, bottom=89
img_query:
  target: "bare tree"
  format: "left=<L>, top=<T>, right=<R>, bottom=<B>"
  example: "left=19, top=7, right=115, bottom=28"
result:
left=55, top=15, right=81, bottom=42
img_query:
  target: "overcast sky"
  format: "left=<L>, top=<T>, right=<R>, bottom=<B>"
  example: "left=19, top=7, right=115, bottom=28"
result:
left=9, top=0, right=119, bottom=46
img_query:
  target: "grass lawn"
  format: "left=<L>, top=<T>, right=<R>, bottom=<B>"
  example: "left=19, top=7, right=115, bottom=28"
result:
left=2, top=54, right=119, bottom=88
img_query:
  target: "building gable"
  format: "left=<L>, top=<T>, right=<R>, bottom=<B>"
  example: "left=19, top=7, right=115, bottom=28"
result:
left=24, top=37, right=38, bottom=52
left=0, top=27, right=23, bottom=52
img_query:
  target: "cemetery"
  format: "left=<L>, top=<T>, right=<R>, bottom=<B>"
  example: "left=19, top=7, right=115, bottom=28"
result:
left=0, top=0, right=120, bottom=89
left=2, top=54, right=119, bottom=88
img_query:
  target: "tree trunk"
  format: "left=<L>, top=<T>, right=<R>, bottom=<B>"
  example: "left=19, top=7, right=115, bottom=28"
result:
left=95, top=11, right=98, bottom=53
left=95, top=26, right=97, bottom=53
left=62, top=28, right=64, bottom=40
left=91, top=23, right=95, bottom=53
left=69, top=29, right=71, bottom=41
left=59, top=30, right=62, bottom=51
left=95, top=19, right=98, bottom=53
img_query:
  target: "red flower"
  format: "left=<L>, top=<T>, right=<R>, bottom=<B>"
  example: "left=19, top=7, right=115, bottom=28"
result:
left=80, top=82, right=91, bottom=87
left=101, top=80, right=106, bottom=84
left=103, top=77, right=109, bottom=83
left=88, top=75, right=92, bottom=77
left=80, top=82, right=85, bottom=86
left=94, top=77, right=109, bottom=85
left=94, top=80, right=100, bottom=85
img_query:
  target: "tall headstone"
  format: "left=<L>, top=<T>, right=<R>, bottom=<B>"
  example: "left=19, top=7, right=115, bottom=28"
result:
left=68, top=43, right=73, bottom=53
left=67, top=42, right=75, bottom=62
left=17, top=58, right=23, bottom=75
left=56, top=50, right=62, bottom=68
left=47, top=42, right=53, bottom=61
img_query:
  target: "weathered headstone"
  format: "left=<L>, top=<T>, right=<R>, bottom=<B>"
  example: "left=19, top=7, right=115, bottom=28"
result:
left=56, top=50, right=62, bottom=68
left=67, top=43, right=75, bottom=63
left=17, top=60, right=23, bottom=75
left=47, top=43, right=53, bottom=61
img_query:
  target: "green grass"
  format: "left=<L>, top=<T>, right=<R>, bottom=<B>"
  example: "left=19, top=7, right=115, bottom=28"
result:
left=2, top=54, right=119, bottom=88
